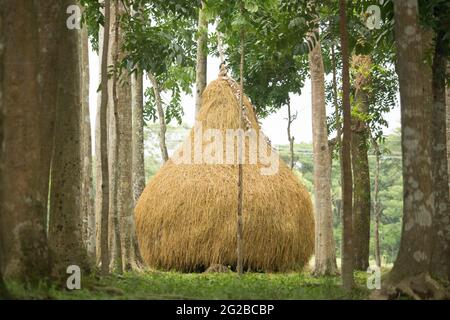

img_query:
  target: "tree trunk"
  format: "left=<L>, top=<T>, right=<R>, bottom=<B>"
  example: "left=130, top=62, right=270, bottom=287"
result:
left=132, top=70, right=146, bottom=204
left=372, top=139, right=382, bottom=268
left=339, top=0, right=354, bottom=291
left=430, top=31, right=450, bottom=280
left=48, top=7, right=89, bottom=277
left=114, top=0, right=137, bottom=271
left=108, top=0, right=123, bottom=274
left=148, top=72, right=169, bottom=163
left=332, top=45, right=341, bottom=151
left=381, top=0, right=443, bottom=299
left=80, top=21, right=96, bottom=262
left=236, top=0, right=245, bottom=275
left=287, top=98, right=295, bottom=170
left=309, top=35, right=338, bottom=276
left=351, top=55, right=372, bottom=271
left=95, top=3, right=104, bottom=265
left=447, top=62, right=450, bottom=196
left=131, top=69, right=145, bottom=268
left=99, top=0, right=111, bottom=275
left=195, top=0, right=208, bottom=116
left=0, top=0, right=64, bottom=282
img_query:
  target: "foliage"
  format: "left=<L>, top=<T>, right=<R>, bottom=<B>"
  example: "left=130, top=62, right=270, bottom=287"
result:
left=205, top=0, right=313, bottom=118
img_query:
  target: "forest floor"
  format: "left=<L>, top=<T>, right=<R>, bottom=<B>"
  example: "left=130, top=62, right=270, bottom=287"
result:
left=7, top=270, right=373, bottom=300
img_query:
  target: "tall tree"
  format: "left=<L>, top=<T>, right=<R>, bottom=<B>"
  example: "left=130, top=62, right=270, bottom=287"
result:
left=430, top=29, right=450, bottom=281
left=351, top=54, right=371, bottom=271
left=148, top=73, right=169, bottom=163
left=381, top=0, right=444, bottom=299
left=99, top=0, right=112, bottom=275
left=195, top=0, right=208, bottom=115
left=0, top=0, right=62, bottom=282
left=107, top=0, right=123, bottom=274
left=131, top=68, right=145, bottom=268
left=80, top=21, right=96, bottom=262
left=131, top=71, right=146, bottom=205
left=95, top=1, right=105, bottom=265
left=48, top=4, right=89, bottom=277
left=339, top=0, right=354, bottom=291
left=309, top=32, right=338, bottom=276
left=129, top=6, right=146, bottom=268
left=114, top=0, right=138, bottom=271
left=372, top=138, right=382, bottom=268
left=236, top=0, right=245, bottom=276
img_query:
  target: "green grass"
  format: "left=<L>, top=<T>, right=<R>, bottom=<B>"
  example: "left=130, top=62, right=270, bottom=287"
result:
left=5, top=270, right=372, bottom=300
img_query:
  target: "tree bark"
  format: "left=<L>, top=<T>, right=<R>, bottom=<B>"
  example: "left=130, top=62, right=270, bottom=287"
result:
left=99, top=0, right=111, bottom=275
left=0, top=0, right=64, bottom=282
left=287, top=98, right=296, bottom=170
left=195, top=0, right=208, bottom=116
left=351, top=55, right=372, bottom=271
left=108, top=0, right=123, bottom=274
left=309, top=35, right=338, bottom=276
left=114, top=0, right=137, bottom=271
left=148, top=72, right=169, bottom=163
left=236, top=0, right=245, bottom=275
left=131, top=69, right=145, bottom=268
left=132, top=70, right=146, bottom=204
left=48, top=7, right=89, bottom=277
left=80, top=21, right=96, bottom=262
left=447, top=62, right=450, bottom=196
left=381, top=1, right=442, bottom=299
left=95, top=2, right=104, bottom=265
left=372, top=138, right=382, bottom=268
left=430, top=31, right=450, bottom=280
left=339, top=0, right=354, bottom=291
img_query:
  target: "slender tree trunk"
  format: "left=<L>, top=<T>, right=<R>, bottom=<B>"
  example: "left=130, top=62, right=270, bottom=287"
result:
left=339, top=0, right=354, bottom=291
left=80, top=22, right=96, bottom=262
left=195, top=0, right=208, bottom=116
left=382, top=0, right=443, bottom=299
left=95, top=3, right=104, bottom=265
left=131, top=70, right=145, bottom=268
left=372, top=138, right=382, bottom=268
left=108, top=0, right=123, bottom=274
left=0, top=0, right=64, bottom=282
left=132, top=70, right=146, bottom=204
left=351, top=55, right=372, bottom=271
left=236, top=0, right=245, bottom=276
left=148, top=73, right=169, bottom=163
left=309, top=35, right=337, bottom=276
left=114, top=0, right=136, bottom=271
left=331, top=44, right=344, bottom=246
left=99, top=0, right=111, bottom=275
left=287, top=98, right=295, bottom=170
left=430, top=31, right=450, bottom=280
left=48, top=9, right=89, bottom=277
left=332, top=45, right=341, bottom=151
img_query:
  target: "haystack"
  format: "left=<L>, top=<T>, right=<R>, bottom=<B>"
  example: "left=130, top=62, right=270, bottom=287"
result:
left=135, top=75, right=314, bottom=272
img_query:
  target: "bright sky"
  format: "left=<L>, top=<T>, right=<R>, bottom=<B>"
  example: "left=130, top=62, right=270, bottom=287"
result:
left=88, top=45, right=401, bottom=146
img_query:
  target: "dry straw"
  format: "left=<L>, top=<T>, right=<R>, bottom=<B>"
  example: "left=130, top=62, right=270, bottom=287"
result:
left=135, top=78, right=315, bottom=272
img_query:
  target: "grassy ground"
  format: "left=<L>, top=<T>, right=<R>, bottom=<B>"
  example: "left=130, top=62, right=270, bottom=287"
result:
left=6, top=270, right=372, bottom=300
